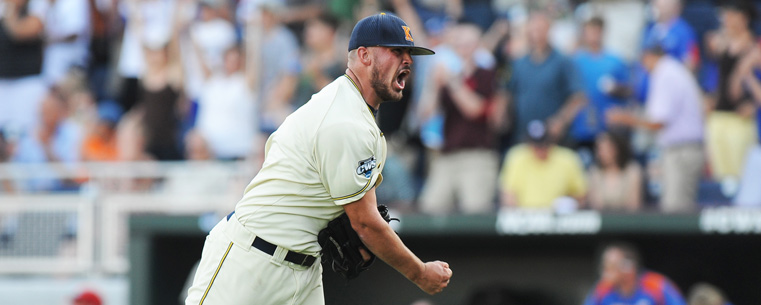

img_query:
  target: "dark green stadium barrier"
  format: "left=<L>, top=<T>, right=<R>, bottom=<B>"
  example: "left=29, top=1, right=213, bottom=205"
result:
left=130, top=209, right=761, bottom=305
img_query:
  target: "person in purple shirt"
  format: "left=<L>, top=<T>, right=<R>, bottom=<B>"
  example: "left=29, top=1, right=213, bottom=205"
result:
left=584, top=242, right=687, bottom=305
left=571, top=17, right=630, bottom=148
left=633, top=0, right=700, bottom=102
left=608, top=45, right=704, bottom=213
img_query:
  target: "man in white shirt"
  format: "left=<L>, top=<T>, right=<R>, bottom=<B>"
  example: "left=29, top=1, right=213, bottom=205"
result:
left=194, top=45, right=258, bottom=160
left=184, top=13, right=452, bottom=305
left=181, top=0, right=236, bottom=101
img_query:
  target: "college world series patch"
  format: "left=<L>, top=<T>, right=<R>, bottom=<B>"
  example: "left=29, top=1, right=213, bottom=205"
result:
left=356, top=156, right=377, bottom=178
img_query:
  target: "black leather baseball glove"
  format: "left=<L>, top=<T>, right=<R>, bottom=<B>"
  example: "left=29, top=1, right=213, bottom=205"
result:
left=317, top=204, right=398, bottom=279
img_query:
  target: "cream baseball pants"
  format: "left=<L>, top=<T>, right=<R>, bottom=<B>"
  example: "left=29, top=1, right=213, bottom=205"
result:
left=185, top=215, right=324, bottom=305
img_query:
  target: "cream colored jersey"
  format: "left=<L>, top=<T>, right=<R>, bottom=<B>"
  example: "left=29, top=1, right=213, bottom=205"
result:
left=234, top=75, right=387, bottom=256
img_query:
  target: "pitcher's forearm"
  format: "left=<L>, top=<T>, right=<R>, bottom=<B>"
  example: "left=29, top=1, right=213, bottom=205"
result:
left=353, top=219, right=425, bottom=281
left=344, top=189, right=425, bottom=281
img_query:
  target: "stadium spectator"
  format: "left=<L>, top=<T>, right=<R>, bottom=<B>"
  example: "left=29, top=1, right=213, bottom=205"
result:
left=703, top=0, right=758, bottom=194
left=506, top=11, right=586, bottom=145
left=588, top=131, right=643, bottom=212
left=632, top=0, right=700, bottom=103
left=113, top=107, right=153, bottom=191
left=115, top=108, right=150, bottom=162
left=571, top=17, right=630, bottom=150
left=644, top=0, right=700, bottom=70
left=688, top=283, right=732, bottom=305
left=248, top=0, right=301, bottom=134
left=184, top=129, right=212, bottom=161
left=192, top=43, right=259, bottom=160
left=81, top=101, right=121, bottom=162
left=180, top=0, right=236, bottom=103
left=238, top=0, right=325, bottom=30
left=115, top=0, right=176, bottom=112
left=459, top=0, right=496, bottom=32
left=607, top=45, right=704, bottom=213
left=392, top=0, right=452, bottom=149
left=418, top=23, right=504, bottom=214
left=499, top=120, right=587, bottom=210
left=12, top=87, right=83, bottom=192
left=56, top=70, right=98, bottom=135
left=133, top=17, right=185, bottom=161
left=295, top=12, right=345, bottom=106
left=583, top=242, right=687, bottom=305
left=86, top=0, right=117, bottom=100
left=0, top=0, right=49, bottom=136
left=41, top=0, right=90, bottom=84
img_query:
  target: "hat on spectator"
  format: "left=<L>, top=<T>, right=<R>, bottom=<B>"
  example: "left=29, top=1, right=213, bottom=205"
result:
left=349, top=13, right=435, bottom=56
left=526, top=120, right=549, bottom=145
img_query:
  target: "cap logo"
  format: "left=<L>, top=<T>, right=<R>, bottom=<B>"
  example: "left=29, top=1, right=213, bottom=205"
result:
left=402, top=26, right=413, bottom=42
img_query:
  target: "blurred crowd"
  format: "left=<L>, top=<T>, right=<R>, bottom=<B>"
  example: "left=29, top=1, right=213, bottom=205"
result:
left=1, top=0, right=760, bottom=214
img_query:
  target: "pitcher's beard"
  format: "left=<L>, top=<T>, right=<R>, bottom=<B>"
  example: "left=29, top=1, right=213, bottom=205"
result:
left=371, top=66, right=403, bottom=102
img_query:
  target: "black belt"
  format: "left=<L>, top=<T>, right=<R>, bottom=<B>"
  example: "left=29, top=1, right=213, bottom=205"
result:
left=226, top=211, right=317, bottom=267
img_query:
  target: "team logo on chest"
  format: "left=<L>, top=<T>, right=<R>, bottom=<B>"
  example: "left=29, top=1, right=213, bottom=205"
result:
left=356, top=156, right=377, bottom=178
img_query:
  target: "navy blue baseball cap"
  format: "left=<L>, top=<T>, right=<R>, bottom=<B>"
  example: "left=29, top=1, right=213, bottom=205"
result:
left=349, top=13, right=435, bottom=56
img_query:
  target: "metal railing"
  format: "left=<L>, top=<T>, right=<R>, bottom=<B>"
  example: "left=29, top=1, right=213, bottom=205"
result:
left=0, top=161, right=259, bottom=274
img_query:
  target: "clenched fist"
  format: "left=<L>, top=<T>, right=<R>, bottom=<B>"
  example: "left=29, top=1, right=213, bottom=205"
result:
left=414, top=261, right=452, bottom=295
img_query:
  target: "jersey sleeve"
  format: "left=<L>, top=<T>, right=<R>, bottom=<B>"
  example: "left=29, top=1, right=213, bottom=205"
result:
left=314, top=122, right=380, bottom=206
left=582, top=291, right=598, bottom=305
left=662, top=279, right=688, bottom=305
left=583, top=281, right=612, bottom=305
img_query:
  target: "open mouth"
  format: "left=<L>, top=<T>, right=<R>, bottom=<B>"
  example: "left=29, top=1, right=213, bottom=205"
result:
left=394, top=69, right=410, bottom=91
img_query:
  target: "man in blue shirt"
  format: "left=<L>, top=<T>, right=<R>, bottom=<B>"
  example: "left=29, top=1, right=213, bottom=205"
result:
left=642, top=0, right=700, bottom=70
left=634, top=0, right=700, bottom=101
left=572, top=17, right=630, bottom=147
left=584, top=242, right=687, bottom=305
left=506, top=11, right=586, bottom=145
